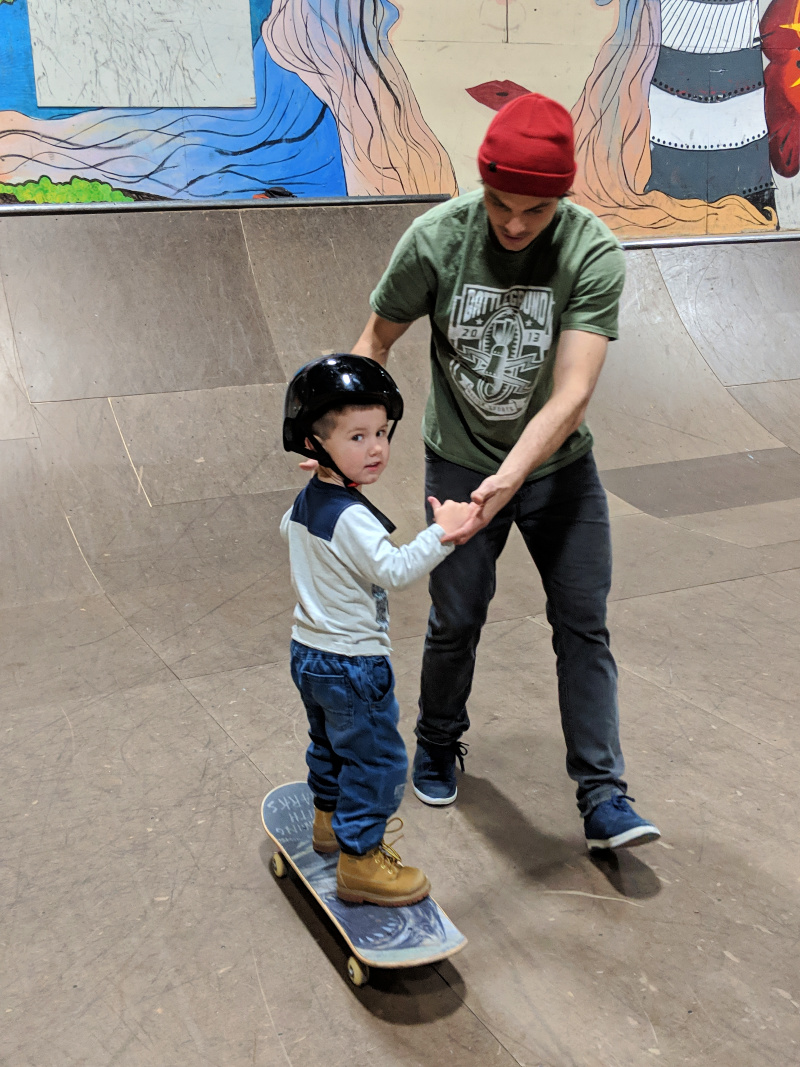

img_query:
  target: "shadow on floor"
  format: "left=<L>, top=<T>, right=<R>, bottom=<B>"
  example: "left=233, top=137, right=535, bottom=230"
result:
left=588, top=847, right=662, bottom=900
left=257, top=839, right=466, bottom=1022
left=457, top=773, right=576, bottom=878
left=458, top=774, right=661, bottom=899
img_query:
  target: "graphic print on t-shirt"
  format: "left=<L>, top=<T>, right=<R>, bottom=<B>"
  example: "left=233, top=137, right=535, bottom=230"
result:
left=372, top=584, right=389, bottom=630
left=447, top=283, right=554, bottom=420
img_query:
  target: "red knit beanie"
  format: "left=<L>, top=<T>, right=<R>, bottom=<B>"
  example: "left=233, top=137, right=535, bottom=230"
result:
left=478, top=93, right=577, bottom=197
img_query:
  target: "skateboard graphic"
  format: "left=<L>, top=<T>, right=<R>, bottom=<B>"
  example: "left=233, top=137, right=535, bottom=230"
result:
left=261, top=782, right=467, bottom=986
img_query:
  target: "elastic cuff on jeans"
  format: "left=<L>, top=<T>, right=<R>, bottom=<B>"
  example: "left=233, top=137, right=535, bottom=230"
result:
left=313, top=796, right=337, bottom=813
left=338, top=840, right=363, bottom=856
left=415, top=727, right=461, bottom=748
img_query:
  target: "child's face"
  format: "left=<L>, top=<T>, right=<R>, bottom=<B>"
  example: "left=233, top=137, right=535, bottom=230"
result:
left=319, top=405, right=390, bottom=486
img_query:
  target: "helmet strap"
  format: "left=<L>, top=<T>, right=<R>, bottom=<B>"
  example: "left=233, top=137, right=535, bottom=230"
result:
left=307, top=435, right=360, bottom=489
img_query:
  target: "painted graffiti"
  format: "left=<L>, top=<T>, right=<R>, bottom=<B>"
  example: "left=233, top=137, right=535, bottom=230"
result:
left=0, top=1, right=799, bottom=237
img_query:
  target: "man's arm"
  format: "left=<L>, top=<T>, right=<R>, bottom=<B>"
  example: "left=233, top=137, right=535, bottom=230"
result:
left=351, top=312, right=412, bottom=366
left=444, top=329, right=609, bottom=543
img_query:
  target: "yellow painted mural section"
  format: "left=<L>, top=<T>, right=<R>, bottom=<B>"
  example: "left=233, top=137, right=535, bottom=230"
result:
left=391, top=1, right=617, bottom=195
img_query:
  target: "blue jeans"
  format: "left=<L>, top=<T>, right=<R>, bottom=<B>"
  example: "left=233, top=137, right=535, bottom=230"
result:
left=290, top=640, right=408, bottom=854
left=418, top=449, right=626, bottom=815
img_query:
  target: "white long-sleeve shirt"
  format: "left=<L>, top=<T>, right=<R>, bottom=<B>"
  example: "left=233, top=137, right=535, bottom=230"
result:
left=280, top=476, right=454, bottom=656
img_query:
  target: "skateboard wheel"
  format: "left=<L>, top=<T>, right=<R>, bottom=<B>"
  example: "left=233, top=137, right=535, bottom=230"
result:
left=270, top=852, right=287, bottom=879
left=347, top=957, right=369, bottom=987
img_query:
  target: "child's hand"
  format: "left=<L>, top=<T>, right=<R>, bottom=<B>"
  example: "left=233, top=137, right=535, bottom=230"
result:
left=428, top=496, right=480, bottom=539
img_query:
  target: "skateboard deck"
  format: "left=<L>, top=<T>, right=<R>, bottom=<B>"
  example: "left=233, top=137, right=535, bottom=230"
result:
left=261, top=782, right=466, bottom=984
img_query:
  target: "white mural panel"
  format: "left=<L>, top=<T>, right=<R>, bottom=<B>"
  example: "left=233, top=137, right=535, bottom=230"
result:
left=28, top=0, right=256, bottom=108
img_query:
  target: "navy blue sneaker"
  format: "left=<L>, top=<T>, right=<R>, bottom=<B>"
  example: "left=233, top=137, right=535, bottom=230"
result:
left=584, top=796, right=660, bottom=850
left=412, top=738, right=468, bottom=806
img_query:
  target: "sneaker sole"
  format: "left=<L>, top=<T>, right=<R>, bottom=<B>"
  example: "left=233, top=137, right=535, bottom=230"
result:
left=336, top=880, right=432, bottom=907
left=586, top=825, right=661, bottom=850
left=412, top=783, right=457, bottom=807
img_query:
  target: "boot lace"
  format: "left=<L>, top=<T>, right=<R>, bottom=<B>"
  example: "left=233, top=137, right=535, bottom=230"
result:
left=374, top=817, right=405, bottom=869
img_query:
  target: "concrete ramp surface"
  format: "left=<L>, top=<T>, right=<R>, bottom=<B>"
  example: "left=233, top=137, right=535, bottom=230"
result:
left=2, top=203, right=799, bottom=1066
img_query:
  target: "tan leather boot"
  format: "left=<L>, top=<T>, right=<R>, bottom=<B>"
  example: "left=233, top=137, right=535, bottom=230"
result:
left=337, top=840, right=431, bottom=906
left=312, top=807, right=338, bottom=854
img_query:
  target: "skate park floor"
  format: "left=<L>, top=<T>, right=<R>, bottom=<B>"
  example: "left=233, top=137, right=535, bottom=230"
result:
left=2, top=201, right=799, bottom=1066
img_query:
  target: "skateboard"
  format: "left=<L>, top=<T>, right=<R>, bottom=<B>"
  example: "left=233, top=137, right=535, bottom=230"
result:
left=261, top=781, right=467, bottom=987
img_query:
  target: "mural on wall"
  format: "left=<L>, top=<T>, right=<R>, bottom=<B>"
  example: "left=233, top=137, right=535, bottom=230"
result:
left=0, top=0, right=454, bottom=203
left=264, top=0, right=456, bottom=196
left=570, top=0, right=784, bottom=235
left=456, top=2, right=796, bottom=236
left=0, top=0, right=799, bottom=237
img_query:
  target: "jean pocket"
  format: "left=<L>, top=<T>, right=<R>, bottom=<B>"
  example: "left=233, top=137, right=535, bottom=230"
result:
left=357, top=657, right=395, bottom=708
left=304, top=671, right=354, bottom=730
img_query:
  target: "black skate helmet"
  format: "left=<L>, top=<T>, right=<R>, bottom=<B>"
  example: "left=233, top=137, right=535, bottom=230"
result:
left=283, top=355, right=404, bottom=469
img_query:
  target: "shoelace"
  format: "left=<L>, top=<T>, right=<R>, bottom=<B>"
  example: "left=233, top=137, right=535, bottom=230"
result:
left=374, top=817, right=404, bottom=869
left=454, top=741, right=469, bottom=773
left=418, top=736, right=469, bottom=772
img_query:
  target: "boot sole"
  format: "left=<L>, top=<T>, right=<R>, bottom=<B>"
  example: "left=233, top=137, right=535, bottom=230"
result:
left=313, top=840, right=339, bottom=854
left=336, top=880, right=432, bottom=907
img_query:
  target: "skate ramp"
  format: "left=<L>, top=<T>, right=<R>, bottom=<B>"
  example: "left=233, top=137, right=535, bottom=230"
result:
left=3, top=202, right=800, bottom=1067
left=3, top=207, right=799, bottom=621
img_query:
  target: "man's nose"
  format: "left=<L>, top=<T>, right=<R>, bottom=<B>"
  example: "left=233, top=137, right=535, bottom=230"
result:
left=505, top=215, right=526, bottom=235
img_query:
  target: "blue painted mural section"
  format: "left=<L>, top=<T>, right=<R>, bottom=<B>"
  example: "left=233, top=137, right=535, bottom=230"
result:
left=250, top=0, right=274, bottom=44
left=0, top=0, right=348, bottom=198
left=172, top=35, right=347, bottom=198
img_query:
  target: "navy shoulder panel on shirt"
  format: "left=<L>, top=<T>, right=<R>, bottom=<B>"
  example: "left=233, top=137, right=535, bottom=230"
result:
left=290, top=478, right=361, bottom=542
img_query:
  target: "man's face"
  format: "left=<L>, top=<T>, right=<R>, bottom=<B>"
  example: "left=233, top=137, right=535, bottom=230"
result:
left=482, top=185, right=561, bottom=251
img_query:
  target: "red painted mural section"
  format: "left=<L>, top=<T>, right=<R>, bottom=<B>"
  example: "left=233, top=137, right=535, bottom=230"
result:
left=762, top=0, right=800, bottom=177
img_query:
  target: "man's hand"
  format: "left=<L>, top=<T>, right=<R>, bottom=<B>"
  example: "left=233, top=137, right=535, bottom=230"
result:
left=470, top=472, right=519, bottom=513
left=437, top=473, right=519, bottom=545
left=428, top=496, right=481, bottom=540
left=299, top=458, right=319, bottom=473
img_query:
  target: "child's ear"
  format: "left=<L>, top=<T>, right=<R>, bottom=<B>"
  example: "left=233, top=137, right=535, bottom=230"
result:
left=304, top=436, right=314, bottom=452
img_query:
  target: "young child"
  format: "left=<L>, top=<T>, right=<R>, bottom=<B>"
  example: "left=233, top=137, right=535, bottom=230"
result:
left=281, top=354, right=474, bottom=906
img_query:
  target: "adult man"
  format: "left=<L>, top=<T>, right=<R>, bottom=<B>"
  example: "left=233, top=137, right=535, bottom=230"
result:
left=352, top=93, right=659, bottom=850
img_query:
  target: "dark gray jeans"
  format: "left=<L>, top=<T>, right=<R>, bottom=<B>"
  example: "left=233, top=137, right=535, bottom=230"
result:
left=418, top=447, right=627, bottom=815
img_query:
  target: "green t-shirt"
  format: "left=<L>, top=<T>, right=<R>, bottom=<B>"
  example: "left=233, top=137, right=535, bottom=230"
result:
left=370, top=189, right=626, bottom=480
